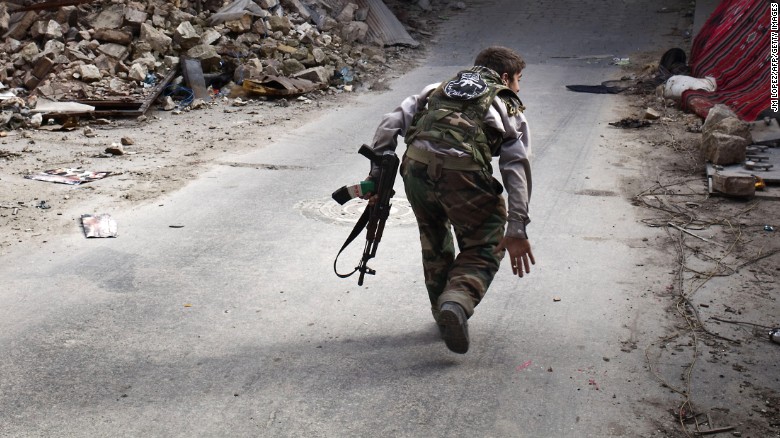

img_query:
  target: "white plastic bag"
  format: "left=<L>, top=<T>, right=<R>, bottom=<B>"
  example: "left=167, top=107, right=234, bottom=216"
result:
left=663, top=75, right=717, bottom=100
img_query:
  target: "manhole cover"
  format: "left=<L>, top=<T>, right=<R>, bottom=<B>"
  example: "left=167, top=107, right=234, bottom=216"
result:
left=295, top=197, right=417, bottom=226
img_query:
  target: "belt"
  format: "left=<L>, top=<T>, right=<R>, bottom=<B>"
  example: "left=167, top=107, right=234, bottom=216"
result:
left=404, top=145, right=482, bottom=171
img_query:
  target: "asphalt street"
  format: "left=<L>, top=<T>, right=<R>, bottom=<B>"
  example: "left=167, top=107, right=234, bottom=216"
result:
left=0, top=0, right=693, bottom=436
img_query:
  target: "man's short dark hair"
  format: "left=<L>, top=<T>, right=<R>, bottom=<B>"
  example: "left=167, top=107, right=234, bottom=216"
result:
left=474, top=46, right=526, bottom=76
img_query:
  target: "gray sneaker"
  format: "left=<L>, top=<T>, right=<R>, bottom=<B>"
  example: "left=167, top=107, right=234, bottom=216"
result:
left=439, top=302, right=469, bottom=354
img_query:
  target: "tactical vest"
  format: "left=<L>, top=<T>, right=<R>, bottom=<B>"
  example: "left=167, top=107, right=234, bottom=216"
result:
left=404, top=66, right=524, bottom=172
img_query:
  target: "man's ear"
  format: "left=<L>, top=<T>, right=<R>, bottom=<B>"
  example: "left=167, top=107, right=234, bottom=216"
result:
left=500, top=72, right=509, bottom=85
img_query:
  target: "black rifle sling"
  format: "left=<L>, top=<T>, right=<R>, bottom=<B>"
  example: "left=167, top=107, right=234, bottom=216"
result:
left=333, top=205, right=371, bottom=278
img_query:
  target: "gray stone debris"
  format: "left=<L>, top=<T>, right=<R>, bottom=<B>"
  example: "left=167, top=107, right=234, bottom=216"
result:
left=0, top=0, right=440, bottom=129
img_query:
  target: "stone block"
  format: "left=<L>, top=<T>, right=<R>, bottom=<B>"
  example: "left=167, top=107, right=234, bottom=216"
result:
left=292, top=66, right=332, bottom=84
left=341, top=21, right=368, bottom=43
left=128, top=63, right=148, bottom=81
left=23, top=71, right=41, bottom=90
left=94, top=54, right=118, bottom=74
left=174, top=21, right=201, bottom=50
left=31, top=20, right=62, bottom=40
left=266, top=16, right=293, bottom=33
left=123, top=8, right=148, bottom=28
left=6, top=11, right=39, bottom=40
left=337, top=3, right=358, bottom=23
left=252, top=18, right=267, bottom=35
left=703, top=104, right=738, bottom=131
left=711, top=173, right=755, bottom=198
left=32, top=56, right=55, bottom=79
left=78, top=64, right=102, bottom=82
left=94, top=28, right=133, bottom=45
left=225, top=15, right=253, bottom=33
left=0, top=3, right=9, bottom=35
left=19, top=42, right=40, bottom=63
left=282, top=58, right=305, bottom=75
left=90, top=5, right=125, bottom=30
left=200, top=29, right=222, bottom=46
left=140, top=23, right=172, bottom=54
left=186, top=44, right=221, bottom=70
left=701, top=132, right=749, bottom=165
left=98, top=43, right=129, bottom=61
left=703, top=117, right=752, bottom=143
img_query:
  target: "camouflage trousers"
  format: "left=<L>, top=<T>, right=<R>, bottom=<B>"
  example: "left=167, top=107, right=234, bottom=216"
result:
left=401, top=155, right=507, bottom=320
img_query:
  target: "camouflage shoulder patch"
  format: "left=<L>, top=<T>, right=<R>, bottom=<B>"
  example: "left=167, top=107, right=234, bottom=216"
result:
left=497, top=89, right=525, bottom=116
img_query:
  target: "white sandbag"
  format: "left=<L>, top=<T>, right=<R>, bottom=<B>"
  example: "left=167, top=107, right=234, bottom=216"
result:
left=663, top=75, right=716, bottom=100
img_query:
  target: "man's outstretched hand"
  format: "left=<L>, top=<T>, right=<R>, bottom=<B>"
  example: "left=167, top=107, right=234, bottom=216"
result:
left=495, top=236, right=535, bottom=278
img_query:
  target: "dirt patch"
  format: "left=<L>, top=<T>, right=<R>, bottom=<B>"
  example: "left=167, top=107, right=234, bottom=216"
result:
left=610, top=49, right=780, bottom=437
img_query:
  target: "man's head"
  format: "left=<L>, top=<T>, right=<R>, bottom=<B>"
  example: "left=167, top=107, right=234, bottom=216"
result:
left=474, top=46, right=525, bottom=93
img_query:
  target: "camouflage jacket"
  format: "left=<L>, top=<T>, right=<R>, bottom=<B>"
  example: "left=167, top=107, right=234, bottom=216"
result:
left=370, top=67, right=532, bottom=239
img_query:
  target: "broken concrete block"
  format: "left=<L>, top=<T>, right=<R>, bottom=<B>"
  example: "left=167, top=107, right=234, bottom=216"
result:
left=32, top=56, right=55, bottom=79
left=163, top=56, right=180, bottom=68
left=78, top=64, right=102, bottom=82
left=0, top=3, right=9, bottom=35
left=711, top=173, right=755, bottom=198
left=702, top=132, right=749, bottom=165
left=703, top=104, right=738, bottom=130
left=174, top=21, right=201, bottom=50
left=23, top=71, right=41, bottom=90
left=161, top=95, right=176, bottom=110
left=19, top=42, right=40, bottom=63
left=128, top=63, right=148, bottom=81
left=186, top=44, right=221, bottom=70
left=267, top=16, right=293, bottom=34
left=312, top=47, right=326, bottom=64
left=200, top=29, right=222, bottom=46
left=90, top=5, right=125, bottom=30
left=337, top=3, right=358, bottom=23
left=6, top=11, right=38, bottom=40
left=257, top=0, right=280, bottom=8
left=94, top=28, right=133, bottom=45
left=94, top=54, right=119, bottom=74
left=42, top=40, right=65, bottom=58
left=140, top=23, right=172, bottom=54
left=703, top=117, right=752, bottom=143
left=225, top=15, right=253, bottom=33
left=31, top=20, right=63, bottom=40
left=293, top=66, right=333, bottom=84
left=98, top=43, right=129, bottom=61
left=106, top=143, right=124, bottom=155
left=282, top=58, right=305, bottom=75
left=252, top=19, right=267, bottom=35
left=341, top=21, right=368, bottom=43
left=55, top=6, right=78, bottom=27
left=644, top=108, right=661, bottom=120
left=123, top=8, right=148, bottom=29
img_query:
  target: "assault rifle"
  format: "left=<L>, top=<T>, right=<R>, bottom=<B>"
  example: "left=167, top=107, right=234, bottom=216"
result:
left=333, top=144, right=400, bottom=285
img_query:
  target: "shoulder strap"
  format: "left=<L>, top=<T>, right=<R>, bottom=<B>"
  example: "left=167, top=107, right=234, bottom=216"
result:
left=333, top=205, right=371, bottom=278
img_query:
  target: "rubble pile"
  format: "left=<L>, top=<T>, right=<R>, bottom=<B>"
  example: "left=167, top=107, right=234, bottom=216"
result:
left=0, top=0, right=432, bottom=127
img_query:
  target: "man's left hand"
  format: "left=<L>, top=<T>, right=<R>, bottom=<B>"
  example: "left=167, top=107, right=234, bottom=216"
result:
left=495, top=236, right=535, bottom=278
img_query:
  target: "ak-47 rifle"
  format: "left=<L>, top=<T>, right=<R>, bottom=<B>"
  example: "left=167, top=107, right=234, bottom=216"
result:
left=333, top=144, right=400, bottom=285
